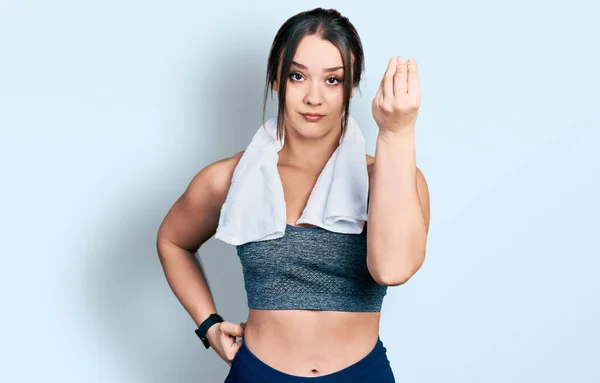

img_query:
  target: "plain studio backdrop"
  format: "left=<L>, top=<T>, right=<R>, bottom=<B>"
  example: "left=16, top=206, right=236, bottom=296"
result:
left=1, top=0, right=598, bottom=382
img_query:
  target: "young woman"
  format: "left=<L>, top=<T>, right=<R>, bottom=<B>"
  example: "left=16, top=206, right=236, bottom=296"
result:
left=157, top=7, right=430, bottom=382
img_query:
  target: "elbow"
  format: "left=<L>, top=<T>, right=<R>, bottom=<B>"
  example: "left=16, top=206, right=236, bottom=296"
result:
left=369, top=262, right=414, bottom=286
left=373, top=272, right=412, bottom=287
left=370, top=254, right=425, bottom=287
left=368, top=235, right=427, bottom=287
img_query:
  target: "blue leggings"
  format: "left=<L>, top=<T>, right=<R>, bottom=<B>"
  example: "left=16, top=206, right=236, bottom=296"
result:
left=224, top=337, right=395, bottom=382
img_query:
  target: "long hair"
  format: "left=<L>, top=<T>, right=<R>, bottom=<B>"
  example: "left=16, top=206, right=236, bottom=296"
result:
left=262, top=8, right=365, bottom=143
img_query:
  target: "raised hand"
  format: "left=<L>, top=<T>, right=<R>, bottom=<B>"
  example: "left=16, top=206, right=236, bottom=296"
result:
left=372, top=56, right=421, bottom=134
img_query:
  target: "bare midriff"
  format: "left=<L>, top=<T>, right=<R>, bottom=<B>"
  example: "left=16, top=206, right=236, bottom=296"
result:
left=243, top=308, right=381, bottom=377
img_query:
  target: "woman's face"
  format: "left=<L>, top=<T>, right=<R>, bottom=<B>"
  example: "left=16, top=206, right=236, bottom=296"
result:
left=275, top=35, right=352, bottom=141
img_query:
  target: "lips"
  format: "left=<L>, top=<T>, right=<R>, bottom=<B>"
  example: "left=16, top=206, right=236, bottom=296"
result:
left=301, top=113, right=325, bottom=122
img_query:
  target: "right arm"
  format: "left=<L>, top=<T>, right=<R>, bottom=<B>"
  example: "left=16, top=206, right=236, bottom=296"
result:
left=155, top=151, right=244, bottom=363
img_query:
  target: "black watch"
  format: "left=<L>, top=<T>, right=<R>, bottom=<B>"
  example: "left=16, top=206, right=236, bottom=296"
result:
left=195, top=313, right=224, bottom=349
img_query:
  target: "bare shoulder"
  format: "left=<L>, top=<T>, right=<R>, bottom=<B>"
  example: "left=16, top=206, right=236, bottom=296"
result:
left=366, top=154, right=375, bottom=177
left=209, top=150, right=245, bottom=198
left=366, top=154, right=375, bottom=165
left=156, top=151, right=245, bottom=252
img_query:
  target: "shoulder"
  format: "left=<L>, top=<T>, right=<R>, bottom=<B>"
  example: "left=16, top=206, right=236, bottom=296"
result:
left=366, top=154, right=375, bottom=177
left=194, top=150, right=245, bottom=202
left=157, top=150, right=245, bottom=251
left=366, top=154, right=375, bottom=165
left=180, top=150, right=245, bottom=222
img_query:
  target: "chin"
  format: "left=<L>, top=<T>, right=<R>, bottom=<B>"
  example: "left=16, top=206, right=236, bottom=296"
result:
left=293, top=119, right=328, bottom=137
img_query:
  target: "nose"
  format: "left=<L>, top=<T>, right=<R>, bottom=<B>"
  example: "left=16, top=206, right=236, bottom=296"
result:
left=303, top=81, right=323, bottom=106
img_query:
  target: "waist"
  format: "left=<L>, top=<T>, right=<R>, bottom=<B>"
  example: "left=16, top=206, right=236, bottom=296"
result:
left=243, top=309, right=381, bottom=375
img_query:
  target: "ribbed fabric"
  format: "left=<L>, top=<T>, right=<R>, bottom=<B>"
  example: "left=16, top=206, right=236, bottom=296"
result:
left=235, top=223, right=387, bottom=312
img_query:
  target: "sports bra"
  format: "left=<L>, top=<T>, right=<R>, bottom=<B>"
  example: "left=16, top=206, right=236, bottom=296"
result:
left=235, top=222, right=387, bottom=312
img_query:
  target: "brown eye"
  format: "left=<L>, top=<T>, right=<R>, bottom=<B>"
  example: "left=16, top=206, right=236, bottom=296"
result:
left=327, top=76, right=341, bottom=85
left=289, top=72, right=304, bottom=81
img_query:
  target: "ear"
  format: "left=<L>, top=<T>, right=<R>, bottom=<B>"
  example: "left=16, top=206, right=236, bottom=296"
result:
left=272, top=80, right=278, bottom=92
left=350, top=87, right=355, bottom=98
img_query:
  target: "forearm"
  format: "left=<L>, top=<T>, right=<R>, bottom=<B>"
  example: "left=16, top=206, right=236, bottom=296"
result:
left=157, top=242, right=217, bottom=326
left=367, top=130, right=427, bottom=285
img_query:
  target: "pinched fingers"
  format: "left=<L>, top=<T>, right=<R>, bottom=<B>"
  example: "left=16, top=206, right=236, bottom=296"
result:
left=220, top=321, right=245, bottom=338
left=406, top=58, right=420, bottom=104
left=393, top=57, right=408, bottom=97
left=372, top=56, right=421, bottom=131
left=384, top=56, right=420, bottom=109
left=379, top=56, right=397, bottom=102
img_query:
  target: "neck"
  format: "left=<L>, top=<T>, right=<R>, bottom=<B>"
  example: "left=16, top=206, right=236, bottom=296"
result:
left=277, top=121, right=342, bottom=171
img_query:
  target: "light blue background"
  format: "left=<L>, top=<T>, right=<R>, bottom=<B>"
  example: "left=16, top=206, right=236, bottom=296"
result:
left=1, top=0, right=598, bottom=382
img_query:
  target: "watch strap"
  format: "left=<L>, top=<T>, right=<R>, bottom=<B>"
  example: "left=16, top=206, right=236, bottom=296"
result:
left=195, top=313, right=224, bottom=349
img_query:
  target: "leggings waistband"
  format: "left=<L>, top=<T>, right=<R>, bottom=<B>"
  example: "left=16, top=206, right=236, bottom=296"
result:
left=230, top=337, right=392, bottom=382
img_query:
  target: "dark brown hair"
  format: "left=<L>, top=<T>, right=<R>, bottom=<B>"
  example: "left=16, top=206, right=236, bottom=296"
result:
left=262, top=8, right=365, bottom=143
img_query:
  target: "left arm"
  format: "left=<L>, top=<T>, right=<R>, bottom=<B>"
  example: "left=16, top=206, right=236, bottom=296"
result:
left=368, top=130, right=430, bottom=286
left=366, top=56, right=430, bottom=286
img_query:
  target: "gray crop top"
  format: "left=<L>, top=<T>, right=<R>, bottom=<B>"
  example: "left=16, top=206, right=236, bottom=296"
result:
left=235, top=222, right=387, bottom=312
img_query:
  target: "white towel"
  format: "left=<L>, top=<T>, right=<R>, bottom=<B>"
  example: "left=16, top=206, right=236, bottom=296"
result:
left=214, top=115, right=369, bottom=246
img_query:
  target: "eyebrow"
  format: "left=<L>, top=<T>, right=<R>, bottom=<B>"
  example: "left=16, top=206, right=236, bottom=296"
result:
left=291, top=61, right=343, bottom=72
